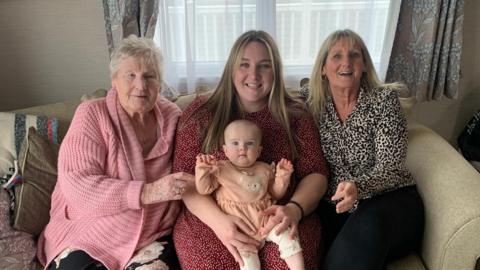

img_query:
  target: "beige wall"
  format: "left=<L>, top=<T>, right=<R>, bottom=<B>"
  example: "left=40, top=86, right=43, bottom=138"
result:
left=0, top=0, right=110, bottom=111
left=410, top=0, right=480, bottom=146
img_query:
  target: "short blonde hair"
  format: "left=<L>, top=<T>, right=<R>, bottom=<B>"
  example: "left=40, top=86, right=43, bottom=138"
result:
left=109, top=35, right=164, bottom=81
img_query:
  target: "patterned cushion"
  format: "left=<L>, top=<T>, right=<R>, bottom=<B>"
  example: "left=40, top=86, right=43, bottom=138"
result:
left=0, top=112, right=58, bottom=180
left=13, top=127, right=59, bottom=235
left=0, top=189, right=36, bottom=269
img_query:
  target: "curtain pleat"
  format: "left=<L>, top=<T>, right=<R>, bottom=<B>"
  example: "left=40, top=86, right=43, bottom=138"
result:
left=386, top=0, right=464, bottom=101
left=102, top=0, right=159, bottom=57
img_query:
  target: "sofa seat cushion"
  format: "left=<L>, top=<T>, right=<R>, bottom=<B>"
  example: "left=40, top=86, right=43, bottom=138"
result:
left=387, top=254, right=425, bottom=270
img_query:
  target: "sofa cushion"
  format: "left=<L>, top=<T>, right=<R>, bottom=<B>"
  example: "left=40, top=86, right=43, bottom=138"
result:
left=0, top=112, right=58, bottom=181
left=161, top=81, right=180, bottom=102
left=0, top=189, right=37, bottom=269
left=12, top=100, right=80, bottom=143
left=397, top=86, right=416, bottom=123
left=13, top=127, right=59, bottom=235
left=81, top=88, right=108, bottom=102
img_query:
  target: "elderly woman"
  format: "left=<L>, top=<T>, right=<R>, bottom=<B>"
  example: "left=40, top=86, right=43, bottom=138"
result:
left=173, top=30, right=329, bottom=270
left=301, top=29, right=424, bottom=270
left=37, top=35, right=194, bottom=270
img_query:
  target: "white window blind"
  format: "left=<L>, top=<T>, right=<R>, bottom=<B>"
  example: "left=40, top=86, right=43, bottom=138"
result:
left=154, top=0, right=401, bottom=94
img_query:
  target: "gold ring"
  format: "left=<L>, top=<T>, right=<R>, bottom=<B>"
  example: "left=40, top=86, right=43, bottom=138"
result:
left=174, top=187, right=185, bottom=195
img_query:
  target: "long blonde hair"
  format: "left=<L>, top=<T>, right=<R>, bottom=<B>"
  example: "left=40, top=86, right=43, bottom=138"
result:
left=307, top=29, right=401, bottom=122
left=195, top=30, right=302, bottom=158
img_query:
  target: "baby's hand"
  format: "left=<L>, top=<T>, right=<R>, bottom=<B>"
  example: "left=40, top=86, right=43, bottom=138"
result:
left=196, top=154, right=221, bottom=173
left=196, top=154, right=217, bottom=165
left=275, top=158, right=293, bottom=177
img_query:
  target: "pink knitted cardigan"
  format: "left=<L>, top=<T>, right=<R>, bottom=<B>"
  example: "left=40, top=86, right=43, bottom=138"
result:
left=37, top=89, right=181, bottom=270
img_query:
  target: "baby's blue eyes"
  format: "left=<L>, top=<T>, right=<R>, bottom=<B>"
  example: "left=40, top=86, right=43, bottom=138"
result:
left=229, top=141, right=256, bottom=148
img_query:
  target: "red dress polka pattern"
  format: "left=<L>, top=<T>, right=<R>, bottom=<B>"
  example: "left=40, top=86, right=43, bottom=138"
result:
left=173, top=97, right=329, bottom=270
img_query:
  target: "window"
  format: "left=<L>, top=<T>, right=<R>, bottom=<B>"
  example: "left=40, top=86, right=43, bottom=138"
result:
left=154, top=0, right=400, bottom=93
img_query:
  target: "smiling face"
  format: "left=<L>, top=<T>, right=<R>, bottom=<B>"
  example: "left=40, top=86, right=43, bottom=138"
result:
left=223, top=120, right=262, bottom=168
left=233, top=41, right=274, bottom=113
left=322, top=38, right=365, bottom=94
left=112, top=57, right=160, bottom=117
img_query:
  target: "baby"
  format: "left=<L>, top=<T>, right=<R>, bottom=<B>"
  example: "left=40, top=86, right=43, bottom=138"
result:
left=195, top=119, right=304, bottom=270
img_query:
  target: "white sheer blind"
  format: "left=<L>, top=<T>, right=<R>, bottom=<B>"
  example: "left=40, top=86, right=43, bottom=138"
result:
left=154, top=0, right=401, bottom=94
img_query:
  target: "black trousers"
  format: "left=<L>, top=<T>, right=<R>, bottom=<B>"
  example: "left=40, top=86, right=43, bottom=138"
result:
left=48, top=235, right=180, bottom=270
left=318, top=186, right=424, bottom=270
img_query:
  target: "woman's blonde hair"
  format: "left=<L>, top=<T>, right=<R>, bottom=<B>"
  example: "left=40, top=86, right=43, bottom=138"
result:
left=109, top=35, right=164, bottom=82
left=307, top=29, right=400, bottom=122
left=195, top=30, right=302, bottom=158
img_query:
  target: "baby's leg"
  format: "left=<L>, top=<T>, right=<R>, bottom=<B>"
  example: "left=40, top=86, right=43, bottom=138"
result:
left=266, top=225, right=304, bottom=270
left=239, top=250, right=260, bottom=270
left=282, top=252, right=304, bottom=270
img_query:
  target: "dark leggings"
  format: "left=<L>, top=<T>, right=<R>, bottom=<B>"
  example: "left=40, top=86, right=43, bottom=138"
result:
left=318, top=186, right=424, bottom=270
left=48, top=235, right=179, bottom=270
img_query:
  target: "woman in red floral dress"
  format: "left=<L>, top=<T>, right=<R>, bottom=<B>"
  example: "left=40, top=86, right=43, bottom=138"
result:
left=173, top=30, right=329, bottom=270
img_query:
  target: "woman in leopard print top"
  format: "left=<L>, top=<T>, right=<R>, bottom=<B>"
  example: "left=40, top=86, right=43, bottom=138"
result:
left=301, top=29, right=424, bottom=270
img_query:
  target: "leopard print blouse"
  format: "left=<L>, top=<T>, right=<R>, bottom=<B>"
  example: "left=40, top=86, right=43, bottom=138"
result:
left=300, top=86, right=415, bottom=203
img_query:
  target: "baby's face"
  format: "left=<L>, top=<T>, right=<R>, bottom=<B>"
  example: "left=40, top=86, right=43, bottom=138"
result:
left=223, top=123, right=262, bottom=168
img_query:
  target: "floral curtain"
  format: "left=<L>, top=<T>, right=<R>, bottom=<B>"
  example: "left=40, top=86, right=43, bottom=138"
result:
left=386, top=0, right=464, bottom=101
left=102, top=0, right=159, bottom=56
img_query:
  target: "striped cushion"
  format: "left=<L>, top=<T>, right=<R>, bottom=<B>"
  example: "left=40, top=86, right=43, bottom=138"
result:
left=0, top=112, right=58, bottom=179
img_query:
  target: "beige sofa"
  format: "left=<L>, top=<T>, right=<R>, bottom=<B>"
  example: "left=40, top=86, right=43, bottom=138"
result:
left=4, top=91, right=480, bottom=270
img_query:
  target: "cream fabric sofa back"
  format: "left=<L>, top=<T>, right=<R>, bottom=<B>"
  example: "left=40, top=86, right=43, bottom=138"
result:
left=9, top=91, right=480, bottom=270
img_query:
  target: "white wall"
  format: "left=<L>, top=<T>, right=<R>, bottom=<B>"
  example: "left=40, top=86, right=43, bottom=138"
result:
left=0, top=0, right=110, bottom=111
left=410, top=0, right=480, bottom=146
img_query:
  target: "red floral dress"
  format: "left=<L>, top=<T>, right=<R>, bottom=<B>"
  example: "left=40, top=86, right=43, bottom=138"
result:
left=173, top=97, right=329, bottom=270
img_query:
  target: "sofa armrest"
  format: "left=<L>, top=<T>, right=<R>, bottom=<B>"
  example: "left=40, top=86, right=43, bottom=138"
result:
left=407, top=123, right=480, bottom=270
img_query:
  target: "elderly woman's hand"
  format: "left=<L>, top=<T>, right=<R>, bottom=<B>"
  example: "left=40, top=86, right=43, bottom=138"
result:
left=258, top=204, right=301, bottom=240
left=331, top=181, right=358, bottom=213
left=141, top=172, right=194, bottom=205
